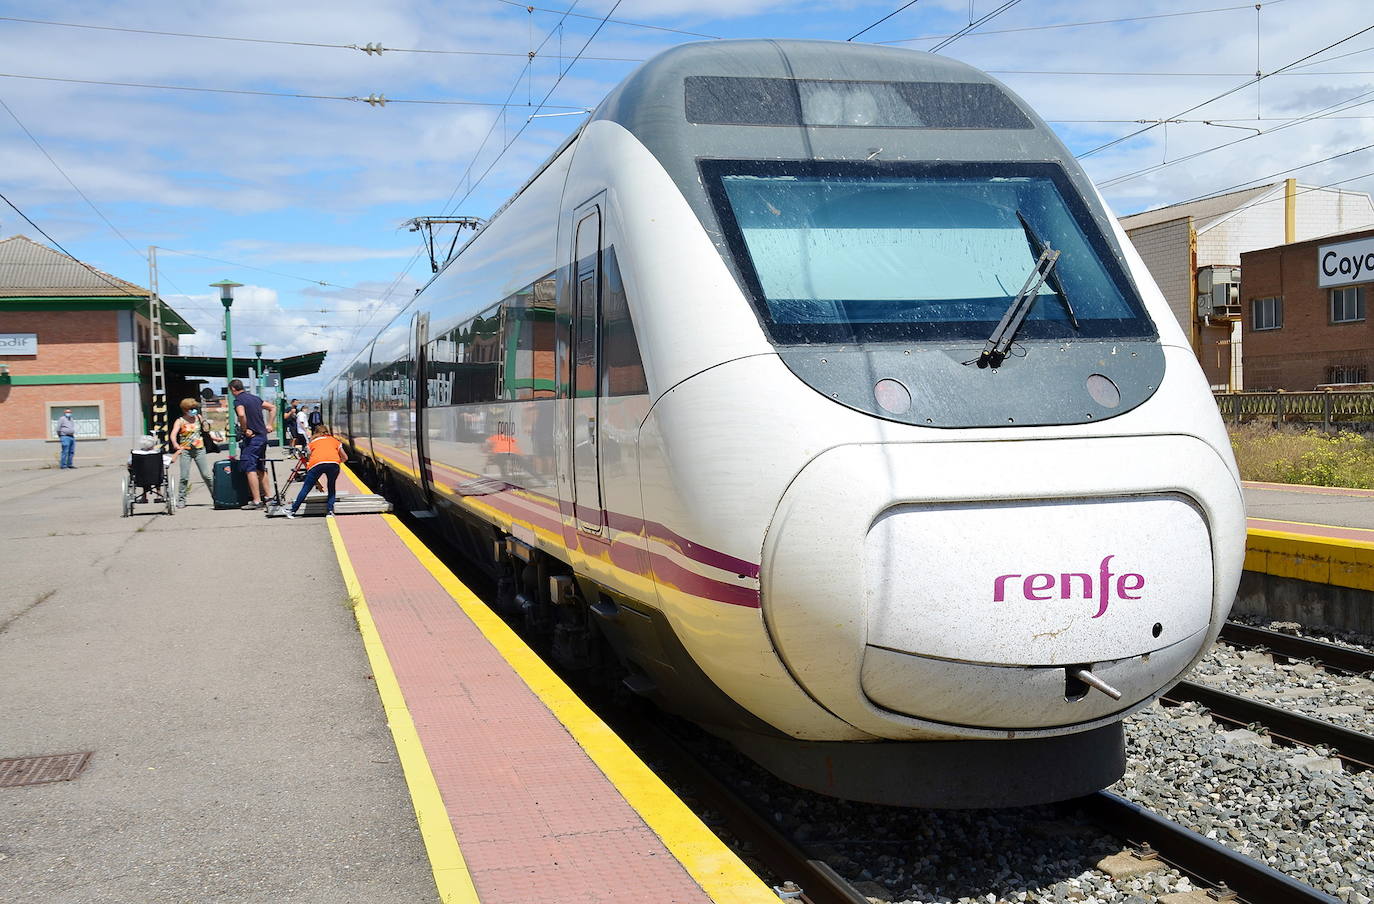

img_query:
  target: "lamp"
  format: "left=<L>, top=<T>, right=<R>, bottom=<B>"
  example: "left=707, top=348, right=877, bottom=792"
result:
left=210, top=280, right=242, bottom=456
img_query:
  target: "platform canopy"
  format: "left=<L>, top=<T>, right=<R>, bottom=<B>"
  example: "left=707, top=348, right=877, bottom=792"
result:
left=149, top=350, right=327, bottom=380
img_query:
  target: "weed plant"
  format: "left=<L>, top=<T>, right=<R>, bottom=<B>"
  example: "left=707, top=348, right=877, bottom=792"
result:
left=1229, top=422, right=1374, bottom=488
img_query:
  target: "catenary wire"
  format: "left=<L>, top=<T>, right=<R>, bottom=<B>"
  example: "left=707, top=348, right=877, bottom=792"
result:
left=1, top=189, right=154, bottom=300
left=0, top=92, right=146, bottom=261
left=0, top=14, right=646, bottom=62
left=929, top=0, right=1022, bottom=52
left=344, top=1, right=598, bottom=356
left=345, top=1, right=625, bottom=359
left=0, top=72, right=586, bottom=109
left=491, top=0, right=719, bottom=39
left=1167, top=145, right=1374, bottom=207
left=1076, top=22, right=1374, bottom=159
left=1097, top=83, right=1374, bottom=188
left=848, top=0, right=924, bottom=42
left=880, top=1, right=1292, bottom=45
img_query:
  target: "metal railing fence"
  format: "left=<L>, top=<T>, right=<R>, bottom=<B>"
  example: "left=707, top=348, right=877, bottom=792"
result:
left=1215, top=390, right=1374, bottom=433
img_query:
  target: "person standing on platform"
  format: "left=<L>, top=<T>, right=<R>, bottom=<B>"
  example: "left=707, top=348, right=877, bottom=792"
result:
left=230, top=378, right=276, bottom=510
left=168, top=398, right=214, bottom=507
left=284, top=423, right=345, bottom=519
left=56, top=408, right=77, bottom=468
left=295, top=404, right=311, bottom=450
left=282, top=400, right=300, bottom=449
left=307, top=404, right=323, bottom=431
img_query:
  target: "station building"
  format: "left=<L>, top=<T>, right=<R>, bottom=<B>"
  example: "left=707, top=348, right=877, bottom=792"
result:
left=1239, top=226, right=1374, bottom=390
left=0, top=234, right=193, bottom=466
left=1121, top=181, right=1374, bottom=389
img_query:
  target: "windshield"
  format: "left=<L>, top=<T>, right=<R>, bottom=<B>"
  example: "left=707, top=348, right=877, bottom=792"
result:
left=703, top=160, right=1153, bottom=345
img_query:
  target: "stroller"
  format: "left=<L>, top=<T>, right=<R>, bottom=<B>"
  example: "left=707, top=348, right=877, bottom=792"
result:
left=122, top=447, right=174, bottom=517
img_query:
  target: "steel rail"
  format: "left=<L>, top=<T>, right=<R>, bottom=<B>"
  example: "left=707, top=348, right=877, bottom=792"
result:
left=1164, top=680, right=1374, bottom=770
left=1220, top=622, right=1374, bottom=675
left=617, top=722, right=871, bottom=904
left=1077, top=791, right=1341, bottom=904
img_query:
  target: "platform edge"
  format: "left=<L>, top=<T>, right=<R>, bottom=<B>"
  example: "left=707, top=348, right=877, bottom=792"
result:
left=378, top=512, right=779, bottom=904
left=327, top=516, right=481, bottom=904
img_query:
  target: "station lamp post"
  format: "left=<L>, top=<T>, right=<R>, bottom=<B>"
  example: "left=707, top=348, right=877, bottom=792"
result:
left=211, top=280, right=243, bottom=456
left=252, top=342, right=265, bottom=398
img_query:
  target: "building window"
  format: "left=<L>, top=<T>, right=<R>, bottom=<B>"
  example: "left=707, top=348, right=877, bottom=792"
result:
left=1327, top=365, right=1368, bottom=385
left=1330, top=286, right=1366, bottom=323
left=1252, top=296, right=1282, bottom=330
left=48, top=404, right=104, bottom=439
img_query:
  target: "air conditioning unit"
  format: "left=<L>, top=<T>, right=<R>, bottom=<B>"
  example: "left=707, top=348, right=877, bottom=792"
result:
left=1197, top=266, right=1242, bottom=320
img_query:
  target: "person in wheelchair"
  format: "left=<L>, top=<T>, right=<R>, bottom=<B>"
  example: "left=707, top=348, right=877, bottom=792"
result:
left=127, top=436, right=169, bottom=506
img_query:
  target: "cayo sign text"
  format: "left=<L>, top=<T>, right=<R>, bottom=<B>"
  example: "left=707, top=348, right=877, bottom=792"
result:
left=1319, top=236, right=1374, bottom=288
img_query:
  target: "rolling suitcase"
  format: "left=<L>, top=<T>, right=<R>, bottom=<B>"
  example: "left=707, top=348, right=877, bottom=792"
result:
left=211, top=458, right=252, bottom=509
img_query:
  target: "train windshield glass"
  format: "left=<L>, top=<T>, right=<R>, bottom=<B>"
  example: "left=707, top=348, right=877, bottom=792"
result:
left=704, top=160, right=1153, bottom=345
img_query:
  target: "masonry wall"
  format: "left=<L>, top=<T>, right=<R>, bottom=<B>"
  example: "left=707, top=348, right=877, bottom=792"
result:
left=0, top=309, right=129, bottom=445
left=1241, top=226, right=1374, bottom=390
left=0, top=382, right=124, bottom=442
left=0, top=310, right=122, bottom=376
left=1126, top=217, right=1193, bottom=339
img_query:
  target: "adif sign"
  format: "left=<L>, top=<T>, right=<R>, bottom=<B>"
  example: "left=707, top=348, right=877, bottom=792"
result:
left=1319, top=236, right=1374, bottom=288
left=0, top=333, right=37, bottom=356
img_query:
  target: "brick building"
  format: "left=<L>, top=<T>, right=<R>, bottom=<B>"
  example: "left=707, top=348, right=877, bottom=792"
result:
left=1240, top=226, right=1374, bottom=390
left=0, top=235, right=192, bottom=466
left=1121, top=181, right=1374, bottom=389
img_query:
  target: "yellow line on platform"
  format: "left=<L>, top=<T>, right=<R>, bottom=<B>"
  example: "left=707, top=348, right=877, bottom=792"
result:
left=1250, top=518, right=1374, bottom=543
left=327, top=516, right=480, bottom=904
left=379, top=512, right=778, bottom=904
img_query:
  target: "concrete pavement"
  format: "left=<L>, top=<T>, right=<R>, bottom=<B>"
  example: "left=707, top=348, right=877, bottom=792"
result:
left=0, top=463, right=435, bottom=903
left=1243, top=482, right=1374, bottom=531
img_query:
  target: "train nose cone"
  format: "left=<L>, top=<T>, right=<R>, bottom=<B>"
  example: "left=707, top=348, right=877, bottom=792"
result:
left=761, top=437, right=1244, bottom=740
left=857, top=495, right=1212, bottom=728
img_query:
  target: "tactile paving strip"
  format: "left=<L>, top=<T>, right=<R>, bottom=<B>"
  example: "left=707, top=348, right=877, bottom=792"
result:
left=0, top=752, right=92, bottom=788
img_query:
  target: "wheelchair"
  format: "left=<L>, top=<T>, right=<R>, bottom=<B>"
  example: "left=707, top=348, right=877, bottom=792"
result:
left=122, top=450, right=175, bottom=517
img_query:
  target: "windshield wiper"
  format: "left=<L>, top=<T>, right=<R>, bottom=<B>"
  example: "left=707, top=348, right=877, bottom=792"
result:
left=977, top=240, right=1061, bottom=369
left=1017, top=212, right=1079, bottom=331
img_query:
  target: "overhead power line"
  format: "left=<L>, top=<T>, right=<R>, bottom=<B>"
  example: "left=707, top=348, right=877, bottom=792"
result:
left=1170, top=145, right=1374, bottom=207
left=0, top=190, right=149, bottom=300
left=491, top=0, right=719, bottom=39
left=1077, top=22, right=1374, bottom=159
left=1096, top=82, right=1374, bottom=188
left=0, top=92, right=145, bottom=260
left=848, top=0, right=924, bottom=42
left=0, top=14, right=645, bottom=62
left=881, top=1, right=1293, bottom=45
left=0, top=72, right=586, bottom=109
left=929, top=0, right=1022, bottom=53
left=345, top=0, right=628, bottom=359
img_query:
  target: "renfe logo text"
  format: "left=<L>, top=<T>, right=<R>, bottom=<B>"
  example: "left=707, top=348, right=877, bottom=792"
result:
left=993, top=555, right=1144, bottom=618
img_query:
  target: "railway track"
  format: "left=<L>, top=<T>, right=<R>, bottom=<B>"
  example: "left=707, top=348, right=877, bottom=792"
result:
left=1219, top=622, right=1374, bottom=675
left=1163, top=680, right=1374, bottom=771
left=1075, top=792, right=1342, bottom=904
left=1163, top=621, right=1374, bottom=771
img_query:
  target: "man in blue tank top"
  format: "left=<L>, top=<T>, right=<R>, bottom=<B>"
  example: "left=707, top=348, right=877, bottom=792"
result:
left=230, top=378, right=276, bottom=509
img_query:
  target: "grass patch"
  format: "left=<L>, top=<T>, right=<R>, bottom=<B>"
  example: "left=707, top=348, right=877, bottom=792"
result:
left=1229, top=423, right=1374, bottom=488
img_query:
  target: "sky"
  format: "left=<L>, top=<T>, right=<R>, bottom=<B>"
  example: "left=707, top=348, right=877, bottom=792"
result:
left=3, top=0, right=1373, bottom=396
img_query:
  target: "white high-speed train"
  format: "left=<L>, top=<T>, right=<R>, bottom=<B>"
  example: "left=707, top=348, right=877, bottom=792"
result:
left=325, top=39, right=1246, bottom=807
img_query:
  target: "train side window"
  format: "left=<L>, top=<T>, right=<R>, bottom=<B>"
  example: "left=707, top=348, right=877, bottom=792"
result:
left=504, top=275, right=558, bottom=401
left=601, top=246, right=647, bottom=397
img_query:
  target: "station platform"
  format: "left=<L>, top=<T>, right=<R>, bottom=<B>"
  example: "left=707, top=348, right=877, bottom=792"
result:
left=1243, top=481, right=1374, bottom=593
left=0, top=462, right=774, bottom=904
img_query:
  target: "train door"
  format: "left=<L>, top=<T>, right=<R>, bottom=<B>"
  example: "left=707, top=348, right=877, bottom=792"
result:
left=571, top=199, right=604, bottom=535
left=411, top=310, right=434, bottom=503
